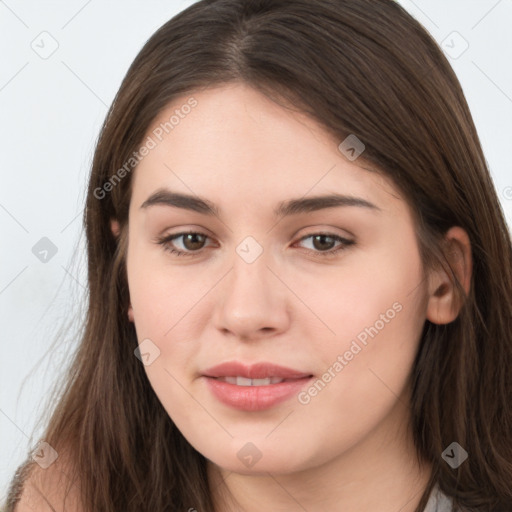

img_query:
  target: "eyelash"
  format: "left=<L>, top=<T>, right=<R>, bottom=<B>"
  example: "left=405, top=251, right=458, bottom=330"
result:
left=155, top=230, right=355, bottom=259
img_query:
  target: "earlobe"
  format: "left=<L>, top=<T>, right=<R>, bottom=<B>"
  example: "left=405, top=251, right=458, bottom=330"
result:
left=128, top=305, right=134, bottom=322
left=111, top=219, right=120, bottom=238
left=426, top=226, right=472, bottom=325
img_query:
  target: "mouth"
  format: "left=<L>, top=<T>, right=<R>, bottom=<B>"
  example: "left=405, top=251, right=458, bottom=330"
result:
left=202, top=361, right=314, bottom=411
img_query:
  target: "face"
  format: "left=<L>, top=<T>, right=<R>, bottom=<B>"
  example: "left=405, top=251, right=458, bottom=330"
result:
left=125, top=83, right=430, bottom=475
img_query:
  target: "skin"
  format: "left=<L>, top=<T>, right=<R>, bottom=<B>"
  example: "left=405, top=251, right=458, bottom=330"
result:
left=115, top=82, right=472, bottom=512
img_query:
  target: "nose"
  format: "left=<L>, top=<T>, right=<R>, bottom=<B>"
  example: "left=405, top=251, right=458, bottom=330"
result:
left=213, top=249, right=291, bottom=341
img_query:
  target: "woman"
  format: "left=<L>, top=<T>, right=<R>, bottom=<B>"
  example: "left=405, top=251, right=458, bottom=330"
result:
left=5, top=0, right=512, bottom=510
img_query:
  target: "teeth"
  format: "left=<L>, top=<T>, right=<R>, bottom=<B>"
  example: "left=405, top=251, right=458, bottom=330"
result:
left=236, top=376, right=253, bottom=386
left=218, top=376, right=285, bottom=386
left=252, top=378, right=272, bottom=386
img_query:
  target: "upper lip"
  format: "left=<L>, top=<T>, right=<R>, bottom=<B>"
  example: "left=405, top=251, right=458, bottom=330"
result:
left=202, top=361, right=312, bottom=380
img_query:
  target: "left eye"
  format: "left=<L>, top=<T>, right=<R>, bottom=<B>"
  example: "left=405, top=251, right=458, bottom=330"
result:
left=156, top=231, right=355, bottom=258
left=297, top=233, right=352, bottom=253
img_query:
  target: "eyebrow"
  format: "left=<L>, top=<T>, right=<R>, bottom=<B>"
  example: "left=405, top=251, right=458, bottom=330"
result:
left=140, top=188, right=381, bottom=217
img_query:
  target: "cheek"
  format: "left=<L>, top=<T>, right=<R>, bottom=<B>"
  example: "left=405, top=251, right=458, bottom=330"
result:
left=295, top=244, right=426, bottom=426
left=126, top=243, right=192, bottom=386
left=293, top=246, right=426, bottom=423
left=128, top=272, right=201, bottom=376
left=126, top=239, right=208, bottom=340
left=126, top=253, right=201, bottom=427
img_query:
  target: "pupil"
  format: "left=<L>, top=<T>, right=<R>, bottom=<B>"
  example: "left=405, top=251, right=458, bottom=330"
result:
left=184, top=233, right=204, bottom=250
left=313, top=235, right=334, bottom=251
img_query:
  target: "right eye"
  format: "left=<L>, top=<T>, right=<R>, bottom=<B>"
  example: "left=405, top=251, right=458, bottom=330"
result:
left=156, top=231, right=213, bottom=257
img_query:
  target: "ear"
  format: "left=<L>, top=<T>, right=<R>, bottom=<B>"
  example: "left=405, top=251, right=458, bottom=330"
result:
left=426, top=226, right=472, bottom=325
left=110, top=219, right=120, bottom=238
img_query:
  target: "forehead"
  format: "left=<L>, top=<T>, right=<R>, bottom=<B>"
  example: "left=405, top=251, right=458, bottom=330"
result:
left=131, top=83, right=404, bottom=217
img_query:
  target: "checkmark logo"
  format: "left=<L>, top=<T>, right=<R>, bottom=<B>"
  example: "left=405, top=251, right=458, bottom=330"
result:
left=237, top=442, right=263, bottom=468
left=338, top=134, right=365, bottom=161
left=441, top=31, right=469, bottom=60
left=32, top=237, right=58, bottom=263
left=134, top=338, right=161, bottom=366
left=236, top=236, right=263, bottom=264
left=31, top=441, right=58, bottom=469
left=31, top=31, right=59, bottom=59
left=441, top=442, right=468, bottom=468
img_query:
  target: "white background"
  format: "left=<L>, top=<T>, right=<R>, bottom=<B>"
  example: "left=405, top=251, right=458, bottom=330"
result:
left=1, top=0, right=511, bottom=502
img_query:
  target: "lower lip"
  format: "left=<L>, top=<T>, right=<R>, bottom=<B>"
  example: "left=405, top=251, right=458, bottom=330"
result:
left=203, top=376, right=313, bottom=411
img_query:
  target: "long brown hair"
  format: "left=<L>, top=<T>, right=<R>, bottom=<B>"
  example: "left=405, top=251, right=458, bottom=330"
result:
left=5, top=0, right=512, bottom=510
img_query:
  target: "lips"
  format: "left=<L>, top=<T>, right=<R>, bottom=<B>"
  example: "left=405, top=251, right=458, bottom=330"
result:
left=202, top=361, right=313, bottom=411
left=203, top=361, right=311, bottom=380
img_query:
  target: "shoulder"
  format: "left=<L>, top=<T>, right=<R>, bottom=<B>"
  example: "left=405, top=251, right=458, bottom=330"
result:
left=4, top=447, right=83, bottom=512
left=423, top=484, right=459, bottom=512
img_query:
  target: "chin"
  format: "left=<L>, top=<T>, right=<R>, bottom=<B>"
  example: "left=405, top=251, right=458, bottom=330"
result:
left=201, top=440, right=321, bottom=476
